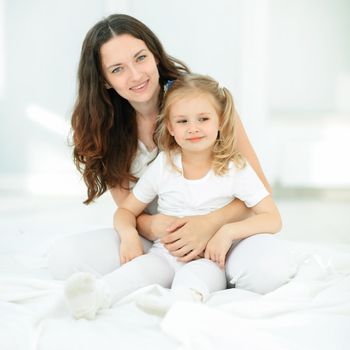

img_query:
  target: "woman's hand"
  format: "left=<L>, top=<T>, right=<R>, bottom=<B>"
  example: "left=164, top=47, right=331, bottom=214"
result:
left=160, top=215, right=217, bottom=262
left=136, top=213, right=177, bottom=241
left=204, top=226, right=233, bottom=269
left=119, top=233, right=144, bottom=265
left=150, top=214, right=177, bottom=239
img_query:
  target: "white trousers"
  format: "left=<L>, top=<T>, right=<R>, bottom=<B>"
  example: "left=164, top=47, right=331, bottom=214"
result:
left=48, top=229, right=297, bottom=294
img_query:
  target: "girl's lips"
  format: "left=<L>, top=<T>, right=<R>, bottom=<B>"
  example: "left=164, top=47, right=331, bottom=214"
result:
left=187, top=137, right=203, bottom=142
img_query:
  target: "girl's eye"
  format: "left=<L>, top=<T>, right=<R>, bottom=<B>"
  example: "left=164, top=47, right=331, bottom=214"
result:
left=199, top=117, right=209, bottom=122
left=137, top=55, right=146, bottom=62
left=112, top=66, right=123, bottom=74
left=176, top=119, right=187, bottom=124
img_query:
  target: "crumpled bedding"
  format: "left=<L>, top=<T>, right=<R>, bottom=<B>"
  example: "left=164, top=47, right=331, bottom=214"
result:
left=1, top=241, right=349, bottom=350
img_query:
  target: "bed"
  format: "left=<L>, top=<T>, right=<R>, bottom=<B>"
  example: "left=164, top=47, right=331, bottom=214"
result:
left=1, top=194, right=349, bottom=350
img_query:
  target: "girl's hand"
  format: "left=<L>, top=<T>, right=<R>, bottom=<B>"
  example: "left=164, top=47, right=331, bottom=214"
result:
left=160, top=215, right=217, bottom=262
left=204, top=227, right=233, bottom=269
left=119, top=233, right=144, bottom=265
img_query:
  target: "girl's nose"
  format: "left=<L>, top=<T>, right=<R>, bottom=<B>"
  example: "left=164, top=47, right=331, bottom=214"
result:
left=187, top=122, right=200, bottom=134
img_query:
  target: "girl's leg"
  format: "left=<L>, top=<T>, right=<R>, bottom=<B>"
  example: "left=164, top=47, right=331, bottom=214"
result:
left=172, top=258, right=226, bottom=299
left=47, top=228, right=153, bottom=279
left=225, top=233, right=298, bottom=294
left=136, top=258, right=226, bottom=316
left=65, top=252, right=174, bottom=319
left=103, top=252, right=175, bottom=303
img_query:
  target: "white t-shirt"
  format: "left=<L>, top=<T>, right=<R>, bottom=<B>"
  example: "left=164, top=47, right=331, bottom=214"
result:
left=133, top=151, right=269, bottom=217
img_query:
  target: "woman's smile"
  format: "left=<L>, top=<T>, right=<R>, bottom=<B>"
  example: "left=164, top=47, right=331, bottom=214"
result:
left=130, top=79, right=149, bottom=93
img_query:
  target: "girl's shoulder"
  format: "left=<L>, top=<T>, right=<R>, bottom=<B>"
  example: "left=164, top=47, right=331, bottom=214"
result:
left=154, top=151, right=167, bottom=162
left=150, top=151, right=169, bottom=170
left=226, top=159, right=249, bottom=176
left=153, top=151, right=181, bottom=174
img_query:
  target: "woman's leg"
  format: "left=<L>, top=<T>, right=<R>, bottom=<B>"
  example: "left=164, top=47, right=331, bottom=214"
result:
left=47, top=228, right=153, bottom=279
left=225, top=233, right=298, bottom=294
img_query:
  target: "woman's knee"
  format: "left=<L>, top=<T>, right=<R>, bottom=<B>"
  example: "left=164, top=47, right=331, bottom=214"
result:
left=47, top=228, right=153, bottom=280
left=47, top=228, right=118, bottom=279
left=225, top=234, right=297, bottom=294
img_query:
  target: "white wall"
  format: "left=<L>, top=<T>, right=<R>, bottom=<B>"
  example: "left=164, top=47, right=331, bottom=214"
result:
left=268, top=0, right=350, bottom=115
left=0, top=0, right=105, bottom=193
left=0, top=0, right=349, bottom=195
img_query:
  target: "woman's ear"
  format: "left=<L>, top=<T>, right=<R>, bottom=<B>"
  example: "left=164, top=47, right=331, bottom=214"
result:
left=104, top=81, right=112, bottom=89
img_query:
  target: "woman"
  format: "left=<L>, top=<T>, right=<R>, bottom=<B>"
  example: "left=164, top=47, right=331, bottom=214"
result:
left=48, top=14, right=296, bottom=294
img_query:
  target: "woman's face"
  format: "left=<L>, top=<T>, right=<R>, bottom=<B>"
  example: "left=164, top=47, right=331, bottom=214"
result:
left=100, top=34, right=160, bottom=107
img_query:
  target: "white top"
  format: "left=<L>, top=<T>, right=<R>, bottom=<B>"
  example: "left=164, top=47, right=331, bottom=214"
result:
left=133, top=151, right=269, bottom=217
left=130, top=140, right=158, bottom=179
left=130, top=141, right=158, bottom=214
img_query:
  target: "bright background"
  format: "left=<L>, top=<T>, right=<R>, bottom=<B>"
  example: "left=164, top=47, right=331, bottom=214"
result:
left=0, top=0, right=349, bottom=200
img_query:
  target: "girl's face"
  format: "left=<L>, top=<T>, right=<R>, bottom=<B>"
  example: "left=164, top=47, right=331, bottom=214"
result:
left=167, top=93, right=220, bottom=154
left=100, top=34, right=160, bottom=107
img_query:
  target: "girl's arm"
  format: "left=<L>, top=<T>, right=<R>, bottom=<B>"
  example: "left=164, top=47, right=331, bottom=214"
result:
left=161, top=113, right=270, bottom=261
left=113, top=193, right=148, bottom=264
left=110, top=184, right=176, bottom=241
left=205, top=196, right=282, bottom=268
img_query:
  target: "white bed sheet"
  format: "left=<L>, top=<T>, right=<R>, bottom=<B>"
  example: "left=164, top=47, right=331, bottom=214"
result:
left=1, top=195, right=350, bottom=350
left=1, top=241, right=349, bottom=350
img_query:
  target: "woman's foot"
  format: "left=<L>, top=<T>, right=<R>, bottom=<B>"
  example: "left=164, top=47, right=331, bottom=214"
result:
left=64, top=272, right=111, bottom=319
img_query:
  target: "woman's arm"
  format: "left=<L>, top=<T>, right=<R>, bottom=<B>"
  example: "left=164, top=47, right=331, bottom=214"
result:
left=161, top=199, right=251, bottom=262
left=110, top=184, right=175, bottom=241
left=235, top=113, right=272, bottom=192
left=205, top=196, right=282, bottom=268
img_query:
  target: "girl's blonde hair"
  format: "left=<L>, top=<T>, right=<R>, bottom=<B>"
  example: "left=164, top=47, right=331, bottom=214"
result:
left=156, top=74, right=245, bottom=175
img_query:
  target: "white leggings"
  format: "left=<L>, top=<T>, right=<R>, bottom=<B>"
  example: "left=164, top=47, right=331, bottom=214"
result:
left=101, top=242, right=226, bottom=303
left=47, top=229, right=297, bottom=294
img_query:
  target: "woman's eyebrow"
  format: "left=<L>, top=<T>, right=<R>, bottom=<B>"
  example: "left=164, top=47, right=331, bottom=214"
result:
left=107, top=49, right=147, bottom=70
left=133, top=49, right=147, bottom=58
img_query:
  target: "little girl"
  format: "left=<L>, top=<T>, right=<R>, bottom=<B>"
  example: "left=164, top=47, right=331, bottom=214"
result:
left=65, top=74, right=282, bottom=319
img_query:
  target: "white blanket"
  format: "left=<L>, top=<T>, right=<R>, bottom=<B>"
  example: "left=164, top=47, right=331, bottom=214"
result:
left=1, top=241, right=349, bottom=350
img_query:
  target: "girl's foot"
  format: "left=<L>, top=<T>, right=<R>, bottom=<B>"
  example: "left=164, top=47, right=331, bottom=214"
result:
left=64, top=272, right=111, bottom=319
left=136, top=287, right=203, bottom=316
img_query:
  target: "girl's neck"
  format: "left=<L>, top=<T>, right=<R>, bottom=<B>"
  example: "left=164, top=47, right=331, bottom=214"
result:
left=181, top=150, right=213, bottom=180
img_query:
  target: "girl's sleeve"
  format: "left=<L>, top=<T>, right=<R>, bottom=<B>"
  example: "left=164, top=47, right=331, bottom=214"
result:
left=233, top=162, right=270, bottom=208
left=132, top=153, right=163, bottom=204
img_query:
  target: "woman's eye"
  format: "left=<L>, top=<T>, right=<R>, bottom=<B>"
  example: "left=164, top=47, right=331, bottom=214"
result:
left=112, top=66, right=123, bottom=74
left=137, top=55, right=146, bottom=62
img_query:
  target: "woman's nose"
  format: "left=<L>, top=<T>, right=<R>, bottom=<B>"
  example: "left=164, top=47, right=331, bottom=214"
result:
left=129, top=64, right=142, bottom=80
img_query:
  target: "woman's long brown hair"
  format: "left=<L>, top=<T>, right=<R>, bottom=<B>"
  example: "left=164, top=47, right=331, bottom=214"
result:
left=71, top=14, right=190, bottom=204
